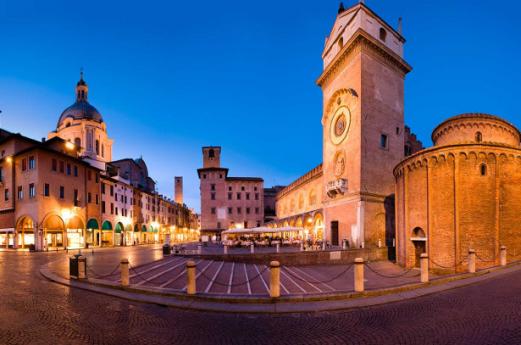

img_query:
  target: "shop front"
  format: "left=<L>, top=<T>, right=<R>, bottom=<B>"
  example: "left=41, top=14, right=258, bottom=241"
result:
left=66, top=216, right=85, bottom=249
left=101, top=221, right=113, bottom=247
left=86, top=219, right=100, bottom=247
left=0, top=228, right=15, bottom=248
left=114, top=222, right=124, bottom=246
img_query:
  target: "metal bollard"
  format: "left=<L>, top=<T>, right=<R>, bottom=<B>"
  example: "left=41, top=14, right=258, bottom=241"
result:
left=186, top=260, right=196, bottom=295
left=197, top=244, right=202, bottom=255
left=276, top=243, right=280, bottom=253
left=420, top=253, right=429, bottom=283
left=500, top=246, right=507, bottom=266
left=269, top=261, right=280, bottom=298
left=468, top=249, right=476, bottom=273
left=354, top=258, right=364, bottom=292
left=120, top=258, right=129, bottom=287
left=224, top=245, right=228, bottom=255
left=78, top=256, right=87, bottom=279
left=250, top=244, right=254, bottom=254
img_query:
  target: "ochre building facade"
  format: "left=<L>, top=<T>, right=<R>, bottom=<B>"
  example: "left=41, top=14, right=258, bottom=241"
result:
left=395, top=114, right=521, bottom=272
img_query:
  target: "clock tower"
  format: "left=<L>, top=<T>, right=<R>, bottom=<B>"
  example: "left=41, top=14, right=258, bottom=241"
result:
left=318, top=3, right=412, bottom=248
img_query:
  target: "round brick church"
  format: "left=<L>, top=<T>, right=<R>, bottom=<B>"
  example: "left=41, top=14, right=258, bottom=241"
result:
left=394, top=113, right=521, bottom=272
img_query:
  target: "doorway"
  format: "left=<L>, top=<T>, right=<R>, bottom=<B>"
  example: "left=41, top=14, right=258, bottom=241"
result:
left=331, top=221, right=339, bottom=246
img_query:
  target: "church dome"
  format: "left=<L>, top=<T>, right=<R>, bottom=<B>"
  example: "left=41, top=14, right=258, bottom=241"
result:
left=57, top=72, right=104, bottom=128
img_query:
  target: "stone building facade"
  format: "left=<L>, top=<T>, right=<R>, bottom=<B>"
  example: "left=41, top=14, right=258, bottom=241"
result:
left=198, top=146, right=264, bottom=236
left=395, top=114, right=521, bottom=272
left=271, top=3, right=421, bottom=248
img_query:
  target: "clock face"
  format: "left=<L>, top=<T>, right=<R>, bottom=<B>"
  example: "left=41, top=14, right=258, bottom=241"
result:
left=330, top=106, right=351, bottom=145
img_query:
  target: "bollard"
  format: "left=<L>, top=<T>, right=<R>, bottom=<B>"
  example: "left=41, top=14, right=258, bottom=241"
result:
left=197, top=244, right=202, bottom=255
left=354, top=258, right=364, bottom=292
left=250, top=243, right=254, bottom=254
left=378, top=239, right=382, bottom=248
left=300, top=241, right=304, bottom=251
left=186, top=260, right=196, bottom=295
left=269, top=261, right=280, bottom=298
left=224, top=245, right=228, bottom=255
left=420, top=253, right=429, bottom=283
left=276, top=243, right=280, bottom=253
left=120, top=258, right=129, bottom=287
left=342, top=240, right=347, bottom=250
left=468, top=249, right=476, bottom=273
left=78, top=256, right=87, bottom=279
left=322, top=241, right=326, bottom=250
left=500, top=246, right=507, bottom=266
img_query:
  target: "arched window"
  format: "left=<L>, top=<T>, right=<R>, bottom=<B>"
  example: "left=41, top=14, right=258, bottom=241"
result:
left=74, top=137, right=81, bottom=148
left=95, top=140, right=100, bottom=155
left=475, top=132, right=482, bottom=143
left=379, top=28, right=387, bottom=41
left=102, top=144, right=105, bottom=158
left=480, top=163, right=487, bottom=176
left=209, top=149, right=215, bottom=158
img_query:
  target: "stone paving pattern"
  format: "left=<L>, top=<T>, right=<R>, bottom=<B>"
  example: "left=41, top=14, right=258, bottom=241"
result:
left=3, top=245, right=521, bottom=344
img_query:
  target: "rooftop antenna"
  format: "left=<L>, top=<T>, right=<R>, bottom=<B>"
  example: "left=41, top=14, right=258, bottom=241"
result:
left=80, top=66, right=84, bottom=80
left=338, top=2, right=345, bottom=14
left=398, top=17, right=403, bottom=35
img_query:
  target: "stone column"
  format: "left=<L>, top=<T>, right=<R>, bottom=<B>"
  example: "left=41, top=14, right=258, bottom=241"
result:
left=269, top=261, right=280, bottom=298
left=468, top=249, right=476, bottom=273
left=120, top=258, right=129, bottom=286
left=500, top=246, right=507, bottom=267
left=354, top=258, right=364, bottom=292
left=186, top=260, right=196, bottom=295
left=420, top=253, right=429, bottom=283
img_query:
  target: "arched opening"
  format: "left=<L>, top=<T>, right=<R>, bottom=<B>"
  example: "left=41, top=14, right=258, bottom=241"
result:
left=313, top=213, right=324, bottom=243
left=66, top=216, right=85, bottom=249
left=17, top=216, right=36, bottom=249
left=42, top=214, right=65, bottom=249
left=475, top=131, right=483, bottom=143
left=86, top=218, right=99, bottom=247
left=115, top=222, right=124, bottom=246
left=142, top=225, right=148, bottom=244
left=74, top=137, right=81, bottom=148
left=379, top=27, right=387, bottom=41
left=480, top=163, right=487, bottom=176
left=125, top=224, right=133, bottom=246
left=101, top=220, right=113, bottom=247
left=208, top=149, right=215, bottom=158
left=411, top=227, right=427, bottom=267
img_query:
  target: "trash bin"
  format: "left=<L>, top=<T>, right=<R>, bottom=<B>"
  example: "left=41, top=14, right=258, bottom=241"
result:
left=162, top=244, right=171, bottom=256
left=69, top=254, right=80, bottom=278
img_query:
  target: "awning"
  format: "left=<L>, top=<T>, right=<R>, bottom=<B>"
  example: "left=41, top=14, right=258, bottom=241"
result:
left=0, top=228, right=15, bottom=233
left=221, top=226, right=305, bottom=236
left=115, top=223, right=123, bottom=234
left=86, top=219, right=99, bottom=230
left=102, top=221, right=112, bottom=231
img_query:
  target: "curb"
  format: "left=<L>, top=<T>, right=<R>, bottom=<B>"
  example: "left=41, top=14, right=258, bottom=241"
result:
left=40, top=260, right=521, bottom=314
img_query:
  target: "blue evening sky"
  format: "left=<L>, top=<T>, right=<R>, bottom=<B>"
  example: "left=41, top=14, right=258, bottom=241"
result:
left=1, top=0, right=520, bottom=212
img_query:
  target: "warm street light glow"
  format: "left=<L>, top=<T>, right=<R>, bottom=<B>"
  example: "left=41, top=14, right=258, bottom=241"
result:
left=61, top=209, right=73, bottom=223
left=5, top=156, right=12, bottom=163
left=65, top=141, right=75, bottom=150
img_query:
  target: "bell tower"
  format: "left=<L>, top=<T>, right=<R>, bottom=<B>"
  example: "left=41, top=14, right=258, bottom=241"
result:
left=318, top=2, right=412, bottom=247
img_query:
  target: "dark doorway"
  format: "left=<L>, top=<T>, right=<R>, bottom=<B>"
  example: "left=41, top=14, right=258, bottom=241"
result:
left=413, top=241, right=426, bottom=267
left=331, top=221, right=339, bottom=246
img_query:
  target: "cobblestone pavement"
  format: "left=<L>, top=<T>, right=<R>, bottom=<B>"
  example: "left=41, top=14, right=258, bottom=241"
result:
left=2, top=247, right=521, bottom=344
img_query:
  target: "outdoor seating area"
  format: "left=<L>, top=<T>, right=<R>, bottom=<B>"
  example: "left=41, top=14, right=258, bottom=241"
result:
left=221, top=226, right=322, bottom=249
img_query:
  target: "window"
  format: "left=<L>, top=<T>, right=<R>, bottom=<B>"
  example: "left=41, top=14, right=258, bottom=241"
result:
left=95, top=140, right=100, bottom=155
left=237, top=207, right=242, bottom=214
left=110, top=203, right=114, bottom=215
left=88, top=192, right=92, bottom=203
left=219, top=174, right=223, bottom=179
left=4, top=189, right=8, bottom=201
left=237, top=193, right=241, bottom=200
left=21, top=159, right=27, bottom=171
left=59, top=186, right=64, bottom=199
left=102, top=201, right=106, bottom=213
left=228, top=186, right=232, bottom=191
left=17, top=186, right=23, bottom=200
left=102, top=144, right=105, bottom=158
left=476, top=132, right=483, bottom=143
left=380, top=134, right=388, bottom=149
left=29, top=184, right=35, bottom=198
left=44, top=183, right=50, bottom=197
left=203, top=174, right=206, bottom=179
left=87, top=170, right=92, bottom=181
left=241, top=186, right=245, bottom=191
left=217, top=222, right=221, bottom=229
left=254, top=187, right=257, bottom=191
left=0, top=167, right=3, bottom=182
left=246, top=207, right=250, bottom=214
left=211, top=184, right=215, bottom=191
left=74, top=137, right=81, bottom=148
left=96, top=194, right=99, bottom=205
left=209, top=149, right=215, bottom=158
left=101, top=183, right=105, bottom=194
left=255, top=207, right=259, bottom=214
left=211, top=192, right=216, bottom=200
left=480, top=163, right=487, bottom=176
left=95, top=173, right=99, bottom=183
left=228, top=193, right=232, bottom=200
left=66, top=164, right=71, bottom=175
left=73, top=165, right=78, bottom=177
left=52, top=159, right=57, bottom=171
left=255, top=193, right=259, bottom=200
left=59, top=161, right=64, bottom=173
left=338, top=36, right=343, bottom=48
left=28, top=156, right=35, bottom=170
left=228, top=207, right=232, bottom=214
left=379, top=27, right=387, bottom=41
left=246, top=193, right=250, bottom=200
left=115, top=207, right=118, bottom=216
left=110, top=186, right=114, bottom=196
left=211, top=207, right=216, bottom=214
left=115, top=193, right=118, bottom=202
